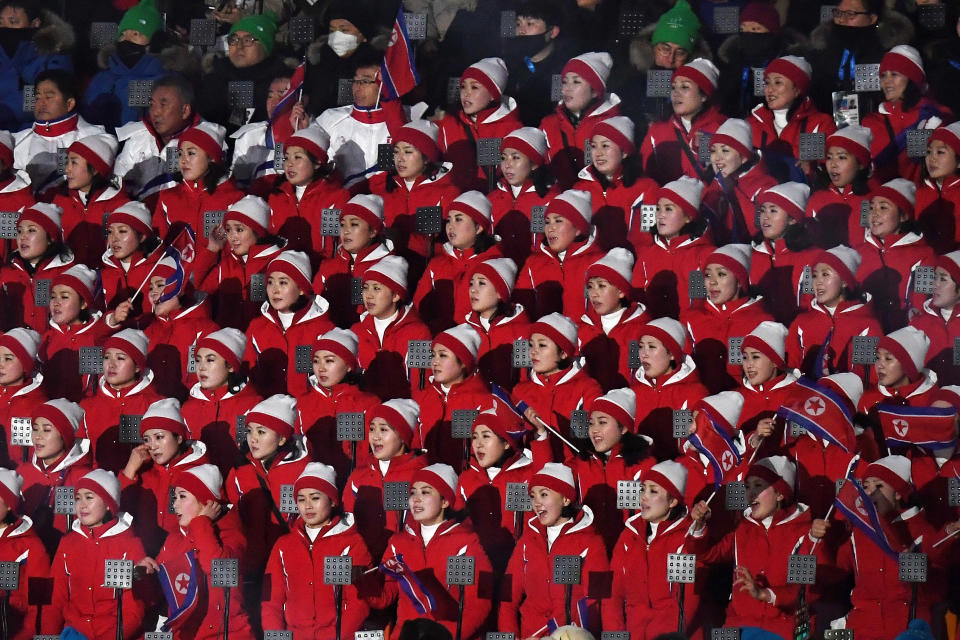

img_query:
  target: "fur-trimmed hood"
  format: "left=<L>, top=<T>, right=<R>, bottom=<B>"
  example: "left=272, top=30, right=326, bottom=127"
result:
left=97, top=42, right=200, bottom=78
left=806, top=10, right=914, bottom=53
left=33, top=9, right=75, bottom=55
left=305, top=28, right=391, bottom=66
left=628, top=22, right=714, bottom=73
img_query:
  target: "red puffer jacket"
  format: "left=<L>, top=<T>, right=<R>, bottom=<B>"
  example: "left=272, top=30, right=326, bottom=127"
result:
left=262, top=514, right=373, bottom=640
left=573, top=165, right=659, bottom=251
left=152, top=178, right=245, bottom=242
left=0, top=252, right=73, bottom=333
left=499, top=507, right=610, bottom=638
left=606, top=513, right=705, bottom=640
left=787, top=299, right=883, bottom=379
left=454, top=451, right=536, bottom=571
left=295, top=380, right=378, bottom=483
left=194, top=242, right=285, bottom=331
left=915, top=175, right=960, bottom=254
left=681, top=297, right=772, bottom=394
left=39, top=313, right=113, bottom=401
left=701, top=162, right=777, bottom=244
left=55, top=185, right=130, bottom=268
left=100, top=243, right=164, bottom=313
left=243, top=296, right=335, bottom=398
left=633, top=232, right=716, bottom=320
left=413, top=374, right=493, bottom=470
left=749, top=97, right=836, bottom=179
left=342, top=452, right=428, bottom=559
left=267, top=176, right=351, bottom=264
left=858, top=370, right=941, bottom=414
left=0, top=174, right=33, bottom=265
left=749, top=237, right=818, bottom=326
left=78, top=373, right=164, bottom=472
left=631, top=358, right=710, bottom=461
left=140, top=300, right=219, bottom=402
left=438, top=100, right=523, bottom=191
left=784, top=434, right=858, bottom=517
left=181, top=383, right=263, bottom=477
left=351, top=305, right=432, bottom=401
left=44, top=514, right=147, bottom=640
left=862, top=98, right=951, bottom=185
left=541, top=95, right=622, bottom=189
left=314, top=240, right=394, bottom=329
left=641, top=106, right=727, bottom=185
left=807, top=184, right=873, bottom=254
left=511, top=364, right=603, bottom=452
left=17, top=442, right=92, bottom=554
left=909, top=300, right=960, bottom=387
left=0, top=516, right=50, bottom=640
left=154, top=509, right=254, bottom=640
left=384, top=519, right=493, bottom=640
left=225, top=445, right=311, bottom=576
left=464, top=305, right=531, bottom=392
left=413, top=242, right=503, bottom=335
left=0, top=376, right=47, bottom=466
left=488, top=180, right=561, bottom=265
left=118, top=441, right=209, bottom=556
left=578, top=303, right=651, bottom=392
left=855, top=230, right=935, bottom=332
left=692, top=504, right=817, bottom=639
left=514, top=236, right=604, bottom=320
left=735, top=372, right=801, bottom=437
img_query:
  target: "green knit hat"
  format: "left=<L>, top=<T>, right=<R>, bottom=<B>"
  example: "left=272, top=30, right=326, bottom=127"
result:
left=651, top=0, right=701, bottom=51
left=117, top=0, right=162, bottom=40
left=230, top=12, right=278, bottom=55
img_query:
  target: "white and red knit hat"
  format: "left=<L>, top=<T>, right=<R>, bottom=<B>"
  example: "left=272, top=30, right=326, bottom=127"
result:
left=873, top=178, right=916, bottom=218
left=562, top=52, right=613, bottom=96
left=268, top=250, right=313, bottom=294
left=286, top=126, right=330, bottom=164
left=710, top=118, right=753, bottom=159
left=19, top=203, right=62, bottom=241
left=246, top=394, right=297, bottom=440
left=0, top=328, right=41, bottom=371
left=747, top=455, right=796, bottom=501
left=342, top=194, right=384, bottom=232
left=758, top=182, right=809, bottom=222
left=880, top=45, right=925, bottom=87
left=69, top=133, right=119, bottom=177
left=705, top=243, right=751, bottom=292
left=370, top=398, right=420, bottom=448
left=531, top=462, right=577, bottom=502
left=864, top=454, right=912, bottom=498
left=104, top=328, right=149, bottom=372
left=696, top=391, right=745, bottom=435
left=394, top=120, right=441, bottom=163
left=929, top=122, right=960, bottom=156
left=819, top=372, right=864, bottom=411
left=591, top=116, right=635, bottom=155
left=827, top=125, right=873, bottom=168
left=502, top=127, right=548, bottom=165
left=195, top=327, right=247, bottom=372
left=77, top=469, right=121, bottom=514
left=658, top=176, right=704, bottom=220
left=546, top=189, right=593, bottom=235
left=673, top=58, right=720, bottom=96
left=588, top=387, right=636, bottom=429
left=52, top=264, right=98, bottom=308
left=813, top=245, right=861, bottom=289
left=140, top=398, right=189, bottom=439
left=448, top=190, right=493, bottom=232
left=433, top=323, right=482, bottom=370
left=473, top=403, right=524, bottom=445
left=0, top=469, right=22, bottom=512
left=153, top=255, right=178, bottom=282
left=640, top=317, right=687, bottom=364
left=312, top=328, right=359, bottom=369
left=179, top=121, right=227, bottom=163
left=936, top=250, right=960, bottom=285
left=0, top=130, right=13, bottom=168
left=741, top=321, right=788, bottom=369
left=294, top=462, right=338, bottom=504
left=644, top=460, right=688, bottom=502
left=530, top=313, right=579, bottom=358
left=32, top=398, right=83, bottom=448
left=224, top=195, right=271, bottom=237
left=461, top=57, right=509, bottom=102
left=364, top=255, right=408, bottom=297
left=878, top=326, right=929, bottom=381
left=469, top=257, right=518, bottom=302
left=173, top=464, right=223, bottom=503
left=585, top=247, right=634, bottom=294
left=107, top=201, right=152, bottom=237
left=764, top=55, right=812, bottom=94
left=413, top=463, right=459, bottom=506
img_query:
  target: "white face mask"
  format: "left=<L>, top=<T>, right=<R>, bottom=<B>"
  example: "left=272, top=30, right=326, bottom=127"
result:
left=328, top=30, right=359, bottom=57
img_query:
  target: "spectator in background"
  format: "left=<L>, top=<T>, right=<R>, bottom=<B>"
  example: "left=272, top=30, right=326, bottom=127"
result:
left=0, top=0, right=74, bottom=132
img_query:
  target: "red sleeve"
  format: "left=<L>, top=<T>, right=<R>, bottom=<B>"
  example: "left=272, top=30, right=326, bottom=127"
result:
left=42, top=540, right=67, bottom=634
left=497, top=538, right=525, bottom=634
left=17, top=538, right=51, bottom=638
left=604, top=528, right=630, bottom=631
left=260, top=540, right=286, bottom=632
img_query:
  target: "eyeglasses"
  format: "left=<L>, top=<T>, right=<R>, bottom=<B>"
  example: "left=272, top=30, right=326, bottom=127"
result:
left=832, top=8, right=870, bottom=19
left=227, top=34, right=258, bottom=48
left=352, top=78, right=378, bottom=86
